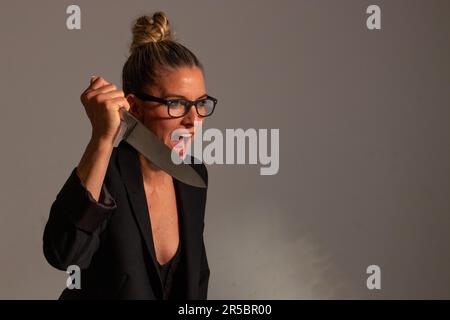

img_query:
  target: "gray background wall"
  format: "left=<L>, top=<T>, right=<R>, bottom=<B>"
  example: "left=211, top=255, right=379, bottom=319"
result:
left=0, top=0, right=449, bottom=299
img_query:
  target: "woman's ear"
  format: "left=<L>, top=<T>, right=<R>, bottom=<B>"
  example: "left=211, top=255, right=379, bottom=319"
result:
left=127, top=94, right=143, bottom=119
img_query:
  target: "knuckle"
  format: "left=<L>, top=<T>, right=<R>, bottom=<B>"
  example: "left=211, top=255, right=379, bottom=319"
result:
left=120, top=98, right=129, bottom=107
left=94, top=95, right=103, bottom=104
left=85, top=91, right=94, bottom=100
left=105, top=100, right=115, bottom=109
left=81, top=88, right=90, bottom=98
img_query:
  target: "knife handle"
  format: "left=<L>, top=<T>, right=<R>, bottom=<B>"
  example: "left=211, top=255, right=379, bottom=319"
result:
left=112, top=108, right=128, bottom=148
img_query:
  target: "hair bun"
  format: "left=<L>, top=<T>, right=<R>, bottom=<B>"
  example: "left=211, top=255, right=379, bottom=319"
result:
left=130, top=12, right=173, bottom=53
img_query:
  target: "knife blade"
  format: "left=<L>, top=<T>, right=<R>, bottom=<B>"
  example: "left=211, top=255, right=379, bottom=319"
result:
left=112, top=108, right=206, bottom=188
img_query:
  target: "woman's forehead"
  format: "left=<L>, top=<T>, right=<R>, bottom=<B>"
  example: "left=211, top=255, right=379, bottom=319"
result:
left=162, top=67, right=204, bottom=84
left=148, top=67, right=206, bottom=97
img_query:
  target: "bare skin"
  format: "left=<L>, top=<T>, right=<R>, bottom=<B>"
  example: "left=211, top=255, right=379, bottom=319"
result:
left=77, top=67, right=206, bottom=265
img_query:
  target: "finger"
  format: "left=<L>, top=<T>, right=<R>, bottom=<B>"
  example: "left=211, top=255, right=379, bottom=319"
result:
left=96, top=90, right=126, bottom=101
left=89, top=76, right=110, bottom=90
left=122, top=101, right=131, bottom=111
left=90, top=76, right=98, bottom=84
left=106, top=96, right=131, bottom=111
left=91, top=84, right=121, bottom=95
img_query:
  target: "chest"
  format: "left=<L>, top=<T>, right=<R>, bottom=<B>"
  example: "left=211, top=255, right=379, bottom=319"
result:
left=144, top=183, right=180, bottom=265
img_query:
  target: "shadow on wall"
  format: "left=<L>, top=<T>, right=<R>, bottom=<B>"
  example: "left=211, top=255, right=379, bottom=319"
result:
left=206, top=203, right=346, bottom=299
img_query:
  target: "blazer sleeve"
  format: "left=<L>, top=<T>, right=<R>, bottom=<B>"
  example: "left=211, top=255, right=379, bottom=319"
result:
left=43, top=167, right=117, bottom=271
left=197, top=162, right=210, bottom=299
left=198, top=234, right=210, bottom=299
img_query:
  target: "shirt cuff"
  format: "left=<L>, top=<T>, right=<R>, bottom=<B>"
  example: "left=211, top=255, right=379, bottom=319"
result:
left=55, top=167, right=117, bottom=233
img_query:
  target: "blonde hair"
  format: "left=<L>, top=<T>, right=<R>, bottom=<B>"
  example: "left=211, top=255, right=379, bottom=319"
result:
left=122, top=11, right=203, bottom=96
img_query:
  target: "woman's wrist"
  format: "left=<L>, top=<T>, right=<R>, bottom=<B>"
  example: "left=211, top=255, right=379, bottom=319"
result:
left=76, top=136, right=114, bottom=201
left=89, top=133, right=115, bottom=150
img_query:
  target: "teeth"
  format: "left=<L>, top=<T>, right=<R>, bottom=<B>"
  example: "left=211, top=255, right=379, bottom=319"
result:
left=178, top=133, right=191, bottom=141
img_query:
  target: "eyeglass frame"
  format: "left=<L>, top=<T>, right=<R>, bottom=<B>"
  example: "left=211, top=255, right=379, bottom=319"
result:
left=133, top=91, right=217, bottom=118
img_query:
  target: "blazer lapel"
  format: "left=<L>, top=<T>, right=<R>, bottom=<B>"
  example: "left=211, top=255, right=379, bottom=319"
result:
left=173, top=177, right=205, bottom=299
left=117, top=141, right=205, bottom=299
left=117, top=142, right=164, bottom=296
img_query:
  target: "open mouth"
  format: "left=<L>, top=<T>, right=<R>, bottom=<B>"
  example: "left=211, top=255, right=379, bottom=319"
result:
left=170, top=132, right=192, bottom=158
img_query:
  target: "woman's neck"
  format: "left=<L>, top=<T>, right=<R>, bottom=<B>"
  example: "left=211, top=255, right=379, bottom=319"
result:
left=138, top=154, right=172, bottom=188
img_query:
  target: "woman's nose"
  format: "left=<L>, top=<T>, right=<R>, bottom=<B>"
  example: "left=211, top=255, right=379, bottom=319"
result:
left=182, top=104, right=199, bottom=124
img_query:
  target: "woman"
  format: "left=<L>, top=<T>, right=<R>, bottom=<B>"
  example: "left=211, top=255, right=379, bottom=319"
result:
left=43, top=12, right=216, bottom=300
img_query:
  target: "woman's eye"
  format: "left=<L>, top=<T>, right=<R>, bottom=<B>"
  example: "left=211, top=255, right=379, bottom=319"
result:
left=168, top=100, right=182, bottom=108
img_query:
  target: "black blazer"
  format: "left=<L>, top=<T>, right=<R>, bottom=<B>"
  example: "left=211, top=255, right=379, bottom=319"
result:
left=43, top=141, right=209, bottom=300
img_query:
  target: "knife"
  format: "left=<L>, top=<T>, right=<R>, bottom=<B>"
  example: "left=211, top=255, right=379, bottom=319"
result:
left=112, top=108, right=206, bottom=188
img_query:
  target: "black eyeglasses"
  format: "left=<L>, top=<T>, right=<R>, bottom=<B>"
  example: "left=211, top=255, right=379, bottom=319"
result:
left=134, top=92, right=217, bottom=118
